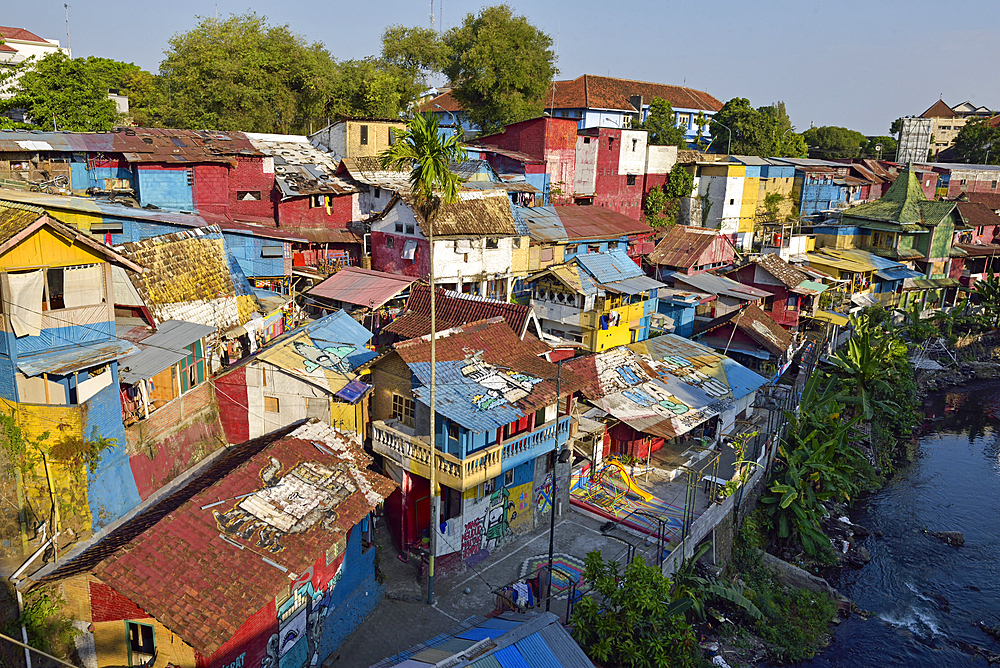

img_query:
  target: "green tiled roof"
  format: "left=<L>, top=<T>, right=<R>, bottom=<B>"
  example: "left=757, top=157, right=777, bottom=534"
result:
left=842, top=165, right=955, bottom=227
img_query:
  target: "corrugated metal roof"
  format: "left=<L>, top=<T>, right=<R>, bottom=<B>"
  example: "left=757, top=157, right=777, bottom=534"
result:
left=602, top=274, right=667, bottom=295
left=470, top=656, right=503, bottom=668
left=536, top=622, right=597, bottom=667
left=647, top=225, right=734, bottom=268
left=514, top=632, right=564, bottom=668
left=574, top=249, right=643, bottom=283
left=119, top=320, right=215, bottom=384
left=492, top=645, right=531, bottom=668
left=671, top=272, right=770, bottom=300
left=695, top=304, right=792, bottom=358
left=307, top=267, right=416, bottom=309
left=520, top=205, right=652, bottom=243
left=17, top=339, right=139, bottom=377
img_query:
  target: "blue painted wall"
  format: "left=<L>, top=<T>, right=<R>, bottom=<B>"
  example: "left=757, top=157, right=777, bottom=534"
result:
left=70, top=157, right=135, bottom=191
left=83, top=362, right=140, bottom=529
left=135, top=167, right=194, bottom=212
left=317, top=524, right=383, bottom=658
left=225, top=233, right=286, bottom=279
left=657, top=299, right=698, bottom=338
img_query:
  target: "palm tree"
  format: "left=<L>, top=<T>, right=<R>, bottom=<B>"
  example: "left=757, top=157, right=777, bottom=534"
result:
left=378, top=113, right=466, bottom=605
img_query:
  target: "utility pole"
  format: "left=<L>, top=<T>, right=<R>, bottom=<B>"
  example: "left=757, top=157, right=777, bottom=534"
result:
left=427, top=217, right=439, bottom=605
left=545, top=359, right=564, bottom=612
left=63, top=4, right=71, bottom=56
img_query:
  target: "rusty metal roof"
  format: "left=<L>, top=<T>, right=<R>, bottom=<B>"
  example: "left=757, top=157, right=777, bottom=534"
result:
left=386, top=284, right=533, bottom=339
left=696, top=304, right=791, bottom=357
left=647, top=225, right=734, bottom=268
left=520, top=205, right=652, bottom=243
left=246, top=133, right=358, bottom=198
left=307, top=266, right=416, bottom=309
left=17, top=339, right=139, bottom=377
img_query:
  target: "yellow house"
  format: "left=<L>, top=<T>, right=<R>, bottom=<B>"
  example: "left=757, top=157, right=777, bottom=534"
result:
left=309, top=118, right=407, bottom=159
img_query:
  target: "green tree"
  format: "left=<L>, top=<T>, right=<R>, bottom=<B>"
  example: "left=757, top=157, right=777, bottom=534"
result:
left=634, top=97, right=686, bottom=146
left=442, top=5, right=556, bottom=134
left=863, top=135, right=897, bottom=160
left=954, top=117, right=1000, bottom=164
left=0, top=52, right=123, bottom=131
left=890, top=117, right=904, bottom=138
left=378, top=113, right=467, bottom=227
left=381, top=25, right=450, bottom=80
left=571, top=551, right=699, bottom=668
left=802, top=125, right=867, bottom=159
left=644, top=167, right=694, bottom=227
left=709, top=98, right=805, bottom=156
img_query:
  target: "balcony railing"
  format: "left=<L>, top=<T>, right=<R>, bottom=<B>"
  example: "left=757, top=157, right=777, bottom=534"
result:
left=372, top=419, right=501, bottom=492
left=500, top=415, right=572, bottom=469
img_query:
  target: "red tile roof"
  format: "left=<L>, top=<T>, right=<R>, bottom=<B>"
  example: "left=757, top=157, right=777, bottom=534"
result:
left=0, top=26, right=49, bottom=43
left=956, top=201, right=1000, bottom=229
left=966, top=192, right=1000, bottom=211
left=42, top=421, right=396, bottom=657
left=546, top=75, right=724, bottom=113
left=393, top=317, right=583, bottom=412
left=416, top=90, right=462, bottom=114
left=385, top=284, right=533, bottom=340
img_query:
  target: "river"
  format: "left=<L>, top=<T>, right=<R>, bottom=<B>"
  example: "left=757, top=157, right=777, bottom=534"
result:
left=788, top=380, right=1000, bottom=667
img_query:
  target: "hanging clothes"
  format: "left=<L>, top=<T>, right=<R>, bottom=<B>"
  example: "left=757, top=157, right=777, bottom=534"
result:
left=600, top=314, right=610, bottom=330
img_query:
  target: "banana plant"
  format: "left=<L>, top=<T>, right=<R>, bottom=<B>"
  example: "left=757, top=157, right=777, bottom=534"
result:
left=671, top=543, right=762, bottom=622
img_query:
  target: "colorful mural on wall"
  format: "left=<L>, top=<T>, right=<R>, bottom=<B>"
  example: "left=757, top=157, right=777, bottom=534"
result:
left=459, top=353, right=542, bottom=411
left=571, top=334, right=768, bottom=440
left=534, top=472, right=554, bottom=514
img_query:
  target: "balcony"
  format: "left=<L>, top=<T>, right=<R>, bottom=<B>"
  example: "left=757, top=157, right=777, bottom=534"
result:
left=372, top=419, right=502, bottom=492
left=501, top=415, right=572, bottom=470
left=372, top=415, right=573, bottom=491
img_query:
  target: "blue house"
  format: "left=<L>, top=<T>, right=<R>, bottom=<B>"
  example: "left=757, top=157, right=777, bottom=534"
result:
left=370, top=318, right=582, bottom=572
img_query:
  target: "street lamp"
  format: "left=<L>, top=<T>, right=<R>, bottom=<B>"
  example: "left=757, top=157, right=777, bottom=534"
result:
left=434, top=104, right=460, bottom=136
left=713, top=120, right=733, bottom=156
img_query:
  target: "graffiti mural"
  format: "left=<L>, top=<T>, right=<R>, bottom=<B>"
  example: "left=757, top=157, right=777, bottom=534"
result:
left=510, top=482, right=533, bottom=533
left=460, top=486, right=517, bottom=561
left=535, top=472, right=554, bottom=514
left=460, top=353, right=542, bottom=411
left=214, top=458, right=357, bottom=554
left=292, top=341, right=358, bottom=374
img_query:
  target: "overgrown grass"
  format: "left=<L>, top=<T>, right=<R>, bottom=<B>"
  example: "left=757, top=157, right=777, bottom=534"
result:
left=0, top=587, right=77, bottom=661
left=730, top=513, right=837, bottom=664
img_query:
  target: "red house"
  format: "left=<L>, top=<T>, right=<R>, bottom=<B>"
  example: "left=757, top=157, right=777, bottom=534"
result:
left=572, top=127, right=648, bottom=220
left=645, top=225, right=737, bottom=279
left=723, top=253, right=817, bottom=331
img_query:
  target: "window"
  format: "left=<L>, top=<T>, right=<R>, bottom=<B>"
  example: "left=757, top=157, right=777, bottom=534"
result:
left=786, top=294, right=799, bottom=310
left=513, top=237, right=521, bottom=249
left=729, top=198, right=735, bottom=205
left=405, top=224, right=415, bottom=235
left=993, top=181, right=998, bottom=189
left=631, top=139, right=638, bottom=152
left=395, top=222, right=404, bottom=233
left=374, top=187, right=382, bottom=198
left=504, top=469, right=514, bottom=487
left=626, top=174, right=636, bottom=186
left=583, top=137, right=591, bottom=144
left=486, top=237, right=499, bottom=249
left=310, top=194, right=327, bottom=208
left=360, top=124, right=369, bottom=145
left=388, top=128, right=395, bottom=145
left=588, top=244, right=600, bottom=254
left=261, top=245, right=283, bottom=258
left=386, top=237, right=394, bottom=248
left=237, top=190, right=262, bottom=201
left=448, top=423, right=459, bottom=447
left=609, top=241, right=619, bottom=250
left=264, top=396, right=280, bottom=413
left=392, top=394, right=415, bottom=427
left=179, top=339, right=206, bottom=393
left=608, top=137, right=614, bottom=151
left=961, top=179, right=968, bottom=186
left=126, top=621, right=155, bottom=667
left=566, top=244, right=578, bottom=254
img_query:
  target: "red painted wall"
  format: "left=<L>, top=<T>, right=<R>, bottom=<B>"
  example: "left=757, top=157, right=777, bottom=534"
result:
left=370, top=232, right=429, bottom=278
left=213, top=366, right=250, bottom=445
left=728, top=265, right=798, bottom=330
left=278, top=194, right=354, bottom=230
left=193, top=164, right=230, bottom=217
left=230, top=156, right=275, bottom=221
left=90, top=581, right=151, bottom=623
left=477, top=117, right=578, bottom=204
left=592, top=129, right=643, bottom=221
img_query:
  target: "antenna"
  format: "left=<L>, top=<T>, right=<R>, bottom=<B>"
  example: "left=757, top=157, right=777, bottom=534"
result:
left=439, top=0, right=443, bottom=32
left=429, top=0, right=434, bottom=31
left=63, top=4, right=71, bottom=56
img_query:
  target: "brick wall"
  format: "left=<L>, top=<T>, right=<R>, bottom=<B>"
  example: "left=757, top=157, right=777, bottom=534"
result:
left=136, top=166, right=194, bottom=211
left=229, top=157, right=275, bottom=220
left=89, top=580, right=151, bottom=623
left=126, top=382, right=228, bottom=500
left=193, top=164, right=230, bottom=216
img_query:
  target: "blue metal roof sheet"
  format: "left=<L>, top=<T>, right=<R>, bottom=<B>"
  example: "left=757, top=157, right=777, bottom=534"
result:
left=574, top=249, right=643, bottom=284
left=492, top=645, right=532, bottom=668
left=458, top=627, right=510, bottom=642
left=303, top=310, right=377, bottom=370
left=470, top=656, right=503, bottom=668
left=17, top=339, right=139, bottom=377
left=480, top=618, right=525, bottom=631
left=410, top=360, right=526, bottom=432
left=514, top=632, right=564, bottom=668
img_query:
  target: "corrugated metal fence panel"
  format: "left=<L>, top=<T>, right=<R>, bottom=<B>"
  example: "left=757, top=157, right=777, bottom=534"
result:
left=514, top=633, right=564, bottom=668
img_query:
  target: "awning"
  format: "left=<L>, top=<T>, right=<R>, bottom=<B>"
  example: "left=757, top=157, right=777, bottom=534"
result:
left=17, top=339, right=140, bottom=377
left=119, top=320, right=215, bottom=384
left=810, top=310, right=850, bottom=326
left=903, top=277, right=961, bottom=290
left=876, top=267, right=924, bottom=281
left=791, top=280, right=829, bottom=295
left=335, top=379, right=371, bottom=404
left=601, top=275, right=667, bottom=295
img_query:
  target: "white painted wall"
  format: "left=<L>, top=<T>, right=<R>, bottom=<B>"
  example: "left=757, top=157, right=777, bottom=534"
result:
left=618, top=130, right=648, bottom=175
left=574, top=136, right=598, bottom=195
left=245, top=362, right=330, bottom=439
left=699, top=174, right=743, bottom=237
left=645, top=145, right=678, bottom=175
left=309, top=123, right=347, bottom=159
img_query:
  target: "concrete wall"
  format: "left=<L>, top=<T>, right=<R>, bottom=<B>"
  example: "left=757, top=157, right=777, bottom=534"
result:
left=618, top=130, right=648, bottom=175
left=573, top=135, right=598, bottom=195
left=244, top=363, right=331, bottom=439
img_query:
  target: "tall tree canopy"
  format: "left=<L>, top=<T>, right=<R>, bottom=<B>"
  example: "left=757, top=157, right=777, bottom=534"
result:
left=0, top=52, right=128, bottom=131
left=802, top=125, right=867, bottom=159
left=862, top=136, right=897, bottom=161
left=708, top=98, right=806, bottom=157
left=441, top=5, right=556, bottom=134
left=954, top=118, right=1000, bottom=165
left=634, top=97, right=686, bottom=146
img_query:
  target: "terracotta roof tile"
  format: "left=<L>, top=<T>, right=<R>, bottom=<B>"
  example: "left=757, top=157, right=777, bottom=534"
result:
left=0, top=26, right=49, bottom=43
left=546, top=75, right=724, bottom=113
left=956, top=201, right=1000, bottom=229
left=966, top=192, right=1000, bottom=211
left=920, top=99, right=958, bottom=118
left=42, top=421, right=396, bottom=657
left=385, top=284, right=532, bottom=340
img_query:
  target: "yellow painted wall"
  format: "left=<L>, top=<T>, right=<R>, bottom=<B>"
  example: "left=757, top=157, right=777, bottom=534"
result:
left=757, top=175, right=796, bottom=221
left=511, top=236, right=531, bottom=277
left=508, top=481, right=533, bottom=532
left=46, top=208, right=102, bottom=234
left=93, top=618, right=196, bottom=668
left=739, top=176, right=760, bottom=234
left=591, top=298, right=648, bottom=352
left=0, top=398, right=93, bottom=533
left=329, top=399, right=368, bottom=440
left=345, top=120, right=407, bottom=158
left=0, top=226, right=106, bottom=270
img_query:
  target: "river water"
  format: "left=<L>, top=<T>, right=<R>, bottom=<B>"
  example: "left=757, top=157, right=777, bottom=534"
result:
left=790, top=380, right=1000, bottom=667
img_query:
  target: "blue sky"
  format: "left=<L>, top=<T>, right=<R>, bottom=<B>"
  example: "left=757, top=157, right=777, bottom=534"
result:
left=7, top=0, right=998, bottom=136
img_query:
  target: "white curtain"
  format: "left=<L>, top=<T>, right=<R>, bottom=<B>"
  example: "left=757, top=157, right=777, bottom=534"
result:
left=63, top=264, right=104, bottom=308
left=8, top=270, right=43, bottom=338
left=402, top=239, right=418, bottom=260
